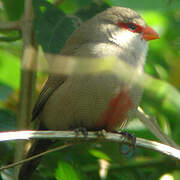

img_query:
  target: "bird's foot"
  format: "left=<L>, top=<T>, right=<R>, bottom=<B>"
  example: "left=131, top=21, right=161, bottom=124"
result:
left=95, top=129, right=107, bottom=138
left=74, top=127, right=88, bottom=138
left=112, top=131, right=136, bottom=157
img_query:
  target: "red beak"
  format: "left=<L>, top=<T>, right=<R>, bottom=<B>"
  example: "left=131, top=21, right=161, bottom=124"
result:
left=142, top=26, right=159, bottom=41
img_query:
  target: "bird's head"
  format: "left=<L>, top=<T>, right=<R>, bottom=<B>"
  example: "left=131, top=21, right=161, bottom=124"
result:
left=95, top=7, right=159, bottom=50
left=62, top=6, right=159, bottom=65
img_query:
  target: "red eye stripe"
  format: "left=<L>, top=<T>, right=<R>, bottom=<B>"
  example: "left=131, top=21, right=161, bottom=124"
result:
left=117, top=22, right=143, bottom=33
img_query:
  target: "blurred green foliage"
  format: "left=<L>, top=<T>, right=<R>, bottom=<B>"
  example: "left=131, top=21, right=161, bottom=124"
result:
left=0, top=0, right=180, bottom=180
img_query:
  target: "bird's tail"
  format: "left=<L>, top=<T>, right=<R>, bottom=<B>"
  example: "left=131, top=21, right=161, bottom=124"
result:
left=18, top=139, right=53, bottom=180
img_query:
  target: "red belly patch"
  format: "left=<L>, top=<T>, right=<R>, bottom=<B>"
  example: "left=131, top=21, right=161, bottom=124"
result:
left=96, top=89, right=133, bottom=131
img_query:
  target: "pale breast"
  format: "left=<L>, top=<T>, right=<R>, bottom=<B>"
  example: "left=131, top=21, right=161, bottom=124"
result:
left=40, top=71, right=142, bottom=130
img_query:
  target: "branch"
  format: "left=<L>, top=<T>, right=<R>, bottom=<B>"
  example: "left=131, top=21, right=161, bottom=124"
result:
left=0, top=21, right=20, bottom=31
left=0, top=130, right=180, bottom=160
left=136, top=107, right=178, bottom=148
left=0, top=34, right=21, bottom=41
left=18, top=0, right=37, bottom=129
left=14, top=0, right=38, bottom=179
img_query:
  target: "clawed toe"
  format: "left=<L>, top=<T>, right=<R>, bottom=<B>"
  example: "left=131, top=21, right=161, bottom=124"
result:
left=74, top=127, right=88, bottom=138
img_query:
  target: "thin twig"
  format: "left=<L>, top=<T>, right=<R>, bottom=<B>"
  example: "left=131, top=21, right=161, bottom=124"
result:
left=0, top=143, right=74, bottom=171
left=136, top=107, right=178, bottom=148
left=0, top=130, right=180, bottom=160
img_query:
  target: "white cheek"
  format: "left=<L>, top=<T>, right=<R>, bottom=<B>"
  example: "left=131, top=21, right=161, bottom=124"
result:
left=108, top=28, right=149, bottom=66
left=109, top=29, right=137, bottom=47
left=109, top=28, right=148, bottom=53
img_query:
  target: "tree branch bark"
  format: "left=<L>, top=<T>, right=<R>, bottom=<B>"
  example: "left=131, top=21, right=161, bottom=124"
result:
left=0, top=21, right=20, bottom=31
left=0, top=130, right=180, bottom=161
left=14, top=0, right=38, bottom=179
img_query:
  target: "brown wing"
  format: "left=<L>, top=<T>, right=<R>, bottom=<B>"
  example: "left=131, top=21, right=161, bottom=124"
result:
left=32, top=74, right=67, bottom=121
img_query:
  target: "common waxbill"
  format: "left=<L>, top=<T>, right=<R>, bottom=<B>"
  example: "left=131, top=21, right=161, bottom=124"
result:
left=18, top=6, right=159, bottom=180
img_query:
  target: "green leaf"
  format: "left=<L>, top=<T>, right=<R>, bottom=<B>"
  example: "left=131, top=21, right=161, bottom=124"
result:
left=144, top=79, right=180, bottom=114
left=0, top=142, right=14, bottom=165
left=0, top=82, right=13, bottom=101
left=55, top=161, right=81, bottom=180
left=33, top=0, right=76, bottom=54
left=2, top=0, right=24, bottom=20
left=76, top=2, right=109, bottom=21
left=88, top=148, right=111, bottom=161
left=59, top=0, right=92, bottom=14
left=107, top=0, right=180, bottom=10
left=0, top=109, right=16, bottom=131
left=0, top=51, right=20, bottom=89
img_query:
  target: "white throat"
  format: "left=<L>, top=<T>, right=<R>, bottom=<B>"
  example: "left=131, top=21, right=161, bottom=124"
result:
left=108, top=28, right=149, bottom=68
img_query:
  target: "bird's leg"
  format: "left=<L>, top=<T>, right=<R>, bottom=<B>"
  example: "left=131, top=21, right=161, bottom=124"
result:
left=119, top=131, right=136, bottom=157
left=112, top=130, right=136, bottom=157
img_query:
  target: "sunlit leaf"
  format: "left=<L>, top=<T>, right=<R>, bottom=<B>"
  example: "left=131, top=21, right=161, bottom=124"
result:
left=106, top=0, right=180, bottom=10
left=0, top=51, right=20, bottom=89
left=2, top=0, right=24, bottom=20
left=59, top=0, right=92, bottom=13
left=55, top=161, right=81, bottom=180
left=88, top=148, right=111, bottom=161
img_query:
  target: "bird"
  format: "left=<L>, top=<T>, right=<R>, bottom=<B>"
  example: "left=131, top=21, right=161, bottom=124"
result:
left=18, top=6, right=159, bottom=180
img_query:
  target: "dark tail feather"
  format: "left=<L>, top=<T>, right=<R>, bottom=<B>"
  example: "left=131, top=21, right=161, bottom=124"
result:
left=18, top=139, right=53, bottom=180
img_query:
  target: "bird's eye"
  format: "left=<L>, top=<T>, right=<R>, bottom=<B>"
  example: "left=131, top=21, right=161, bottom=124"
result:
left=127, top=23, right=136, bottom=31
left=117, top=22, right=142, bottom=33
